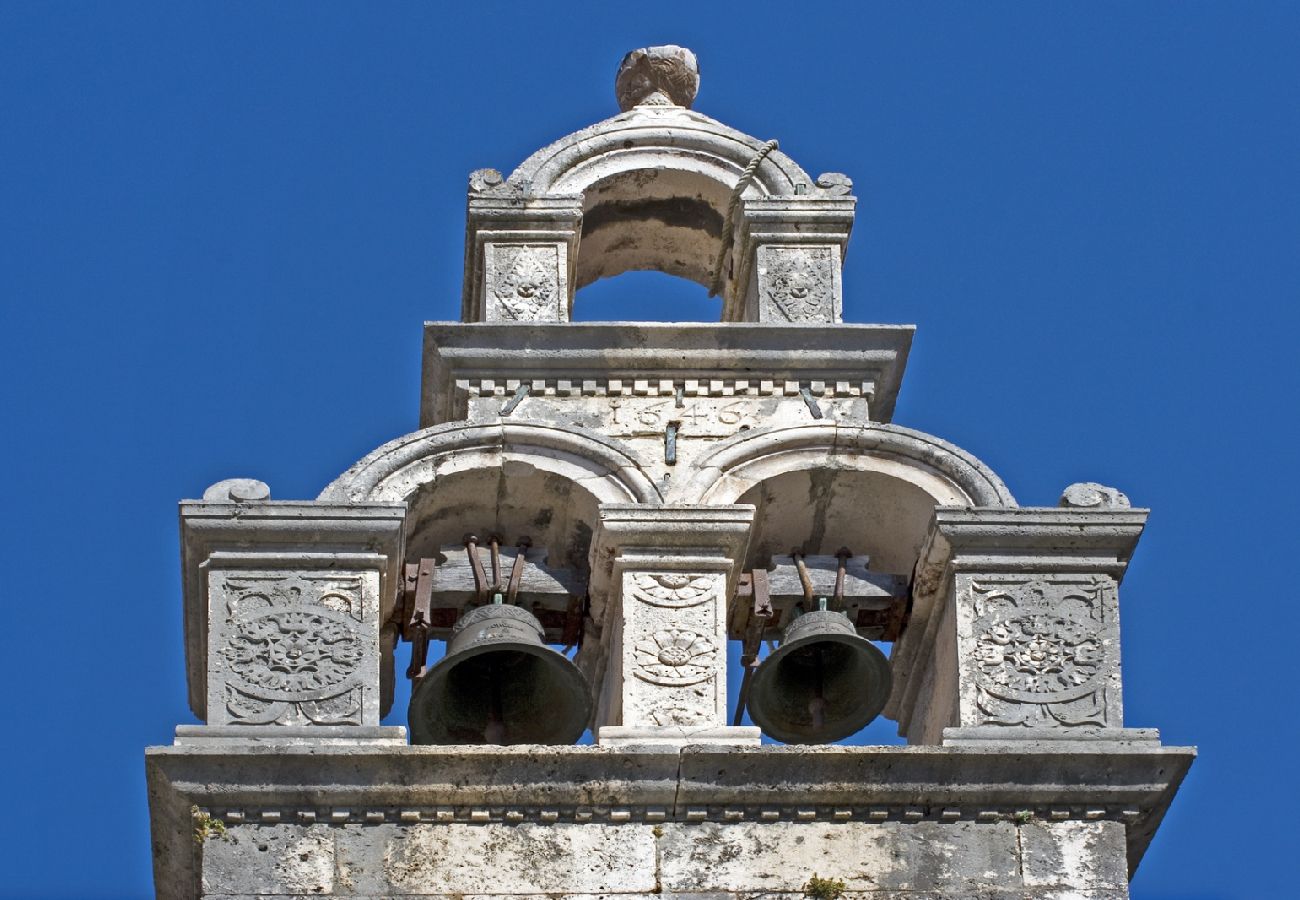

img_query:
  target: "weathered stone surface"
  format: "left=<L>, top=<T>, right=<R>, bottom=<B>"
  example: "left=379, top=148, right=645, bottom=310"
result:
left=149, top=740, right=1193, bottom=896
left=336, top=824, right=657, bottom=895
left=889, top=507, right=1151, bottom=744
left=194, top=819, right=1135, bottom=897
left=202, top=478, right=271, bottom=502
left=179, top=501, right=406, bottom=723
left=658, top=821, right=1019, bottom=893
left=202, top=823, right=335, bottom=896
left=417, top=322, right=913, bottom=430
left=1019, top=821, right=1129, bottom=891
left=1060, top=482, right=1132, bottom=510
left=588, top=505, right=756, bottom=745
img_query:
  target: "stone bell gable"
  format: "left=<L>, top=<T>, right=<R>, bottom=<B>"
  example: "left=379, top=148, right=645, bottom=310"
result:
left=146, top=46, right=1192, bottom=900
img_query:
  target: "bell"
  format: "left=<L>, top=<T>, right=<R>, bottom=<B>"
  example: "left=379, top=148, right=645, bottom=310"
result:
left=746, top=608, right=892, bottom=744
left=408, top=602, right=592, bottom=745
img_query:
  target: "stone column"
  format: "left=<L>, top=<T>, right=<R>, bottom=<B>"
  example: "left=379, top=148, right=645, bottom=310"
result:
left=726, top=193, right=855, bottom=324
left=587, top=504, right=759, bottom=746
left=177, top=482, right=406, bottom=743
left=888, top=500, right=1158, bottom=746
left=461, top=174, right=583, bottom=323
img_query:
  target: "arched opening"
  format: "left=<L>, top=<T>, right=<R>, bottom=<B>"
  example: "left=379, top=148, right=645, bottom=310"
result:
left=574, top=167, right=729, bottom=291
left=677, top=423, right=1016, bottom=744
left=573, top=270, right=720, bottom=322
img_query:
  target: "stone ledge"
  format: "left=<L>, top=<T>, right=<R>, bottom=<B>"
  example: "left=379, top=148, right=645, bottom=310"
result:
left=148, top=741, right=1193, bottom=897
left=174, top=725, right=408, bottom=747
left=420, top=322, right=914, bottom=427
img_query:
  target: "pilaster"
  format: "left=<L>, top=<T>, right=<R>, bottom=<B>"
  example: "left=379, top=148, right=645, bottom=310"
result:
left=888, top=506, right=1156, bottom=746
left=179, top=486, right=406, bottom=741
left=727, top=195, right=855, bottom=323
left=588, top=504, right=758, bottom=746
left=461, top=178, right=583, bottom=323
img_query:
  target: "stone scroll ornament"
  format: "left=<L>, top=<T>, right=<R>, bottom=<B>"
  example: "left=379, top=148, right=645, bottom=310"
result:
left=967, top=578, right=1116, bottom=728
left=219, top=574, right=367, bottom=725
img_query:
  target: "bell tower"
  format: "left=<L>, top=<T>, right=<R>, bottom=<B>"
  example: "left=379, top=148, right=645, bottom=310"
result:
left=147, top=46, right=1193, bottom=899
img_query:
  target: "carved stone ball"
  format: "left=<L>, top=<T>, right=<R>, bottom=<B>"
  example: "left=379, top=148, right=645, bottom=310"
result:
left=615, top=45, right=699, bottom=111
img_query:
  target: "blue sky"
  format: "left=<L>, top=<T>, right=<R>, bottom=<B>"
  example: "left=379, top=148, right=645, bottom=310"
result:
left=2, top=2, right=1297, bottom=897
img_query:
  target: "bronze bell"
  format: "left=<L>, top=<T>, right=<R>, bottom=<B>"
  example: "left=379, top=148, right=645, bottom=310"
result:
left=746, top=607, right=892, bottom=744
left=408, top=602, right=592, bottom=745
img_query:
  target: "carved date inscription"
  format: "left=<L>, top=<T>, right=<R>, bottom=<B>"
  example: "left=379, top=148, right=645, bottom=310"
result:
left=608, top=397, right=757, bottom=436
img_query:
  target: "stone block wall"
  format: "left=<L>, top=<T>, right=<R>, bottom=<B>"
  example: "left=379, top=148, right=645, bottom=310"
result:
left=198, top=819, right=1130, bottom=899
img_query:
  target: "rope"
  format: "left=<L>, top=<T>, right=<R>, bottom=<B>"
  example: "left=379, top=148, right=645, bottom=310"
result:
left=709, top=139, right=779, bottom=297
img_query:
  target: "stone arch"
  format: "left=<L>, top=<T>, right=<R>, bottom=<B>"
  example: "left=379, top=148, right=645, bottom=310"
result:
left=672, top=423, right=1015, bottom=575
left=509, top=107, right=816, bottom=295
left=321, top=421, right=661, bottom=572
left=465, top=95, right=854, bottom=323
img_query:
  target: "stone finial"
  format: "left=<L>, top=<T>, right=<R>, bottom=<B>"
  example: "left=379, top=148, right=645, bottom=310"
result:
left=1059, top=482, right=1131, bottom=510
left=202, top=478, right=271, bottom=503
left=615, top=45, right=699, bottom=111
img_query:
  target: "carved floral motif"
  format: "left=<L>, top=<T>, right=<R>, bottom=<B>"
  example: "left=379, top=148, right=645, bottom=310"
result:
left=967, top=579, right=1115, bottom=729
left=217, top=575, right=367, bottom=725
left=632, top=627, right=717, bottom=685
left=761, top=247, right=834, bottom=322
left=629, top=572, right=715, bottom=607
left=489, top=245, right=559, bottom=321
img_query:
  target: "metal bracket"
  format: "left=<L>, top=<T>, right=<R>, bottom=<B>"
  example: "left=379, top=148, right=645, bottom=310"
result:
left=732, top=568, right=774, bottom=725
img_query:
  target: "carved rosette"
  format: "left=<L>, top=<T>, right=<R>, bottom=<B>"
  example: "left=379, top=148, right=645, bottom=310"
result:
left=484, top=244, right=562, bottom=321
left=619, top=570, right=727, bottom=727
left=756, top=246, right=837, bottom=322
left=212, top=573, right=373, bottom=726
left=960, top=577, right=1120, bottom=730
left=632, top=627, right=717, bottom=685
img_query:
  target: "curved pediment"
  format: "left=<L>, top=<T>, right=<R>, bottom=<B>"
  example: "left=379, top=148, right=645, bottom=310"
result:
left=462, top=47, right=856, bottom=323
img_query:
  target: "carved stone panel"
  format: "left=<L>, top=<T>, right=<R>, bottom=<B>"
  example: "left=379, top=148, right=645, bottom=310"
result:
left=754, top=246, right=840, bottom=323
left=955, top=575, right=1122, bottom=731
left=206, top=570, right=381, bottom=727
left=483, top=243, right=567, bottom=322
left=616, top=571, right=728, bottom=728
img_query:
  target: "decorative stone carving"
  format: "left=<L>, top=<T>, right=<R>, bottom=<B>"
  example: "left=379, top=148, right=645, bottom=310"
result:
left=619, top=569, right=726, bottom=727
left=615, top=45, right=699, bottom=111
left=957, top=575, right=1121, bottom=732
left=467, top=168, right=505, bottom=194
left=756, top=246, right=838, bottom=322
left=202, top=478, right=270, bottom=502
left=629, top=572, right=716, bottom=606
left=1059, top=482, right=1131, bottom=510
left=633, top=626, right=718, bottom=686
left=815, top=172, right=854, bottom=196
left=211, top=572, right=374, bottom=726
left=485, top=244, right=563, bottom=321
